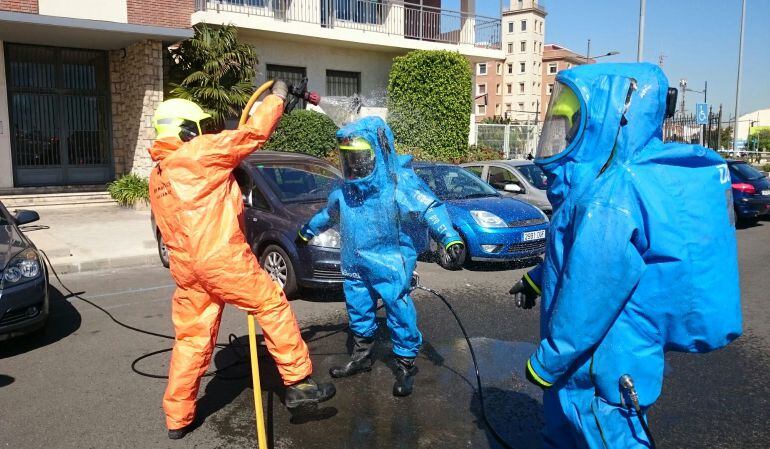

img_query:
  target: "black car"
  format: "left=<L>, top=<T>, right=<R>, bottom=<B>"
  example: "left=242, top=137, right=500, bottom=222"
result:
left=728, top=160, right=770, bottom=223
left=153, top=152, right=343, bottom=296
left=0, top=202, right=49, bottom=341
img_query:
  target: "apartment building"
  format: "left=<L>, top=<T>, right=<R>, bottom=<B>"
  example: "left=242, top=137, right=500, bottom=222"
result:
left=0, top=0, right=502, bottom=189
left=473, top=0, right=545, bottom=123
left=474, top=60, right=504, bottom=120
left=539, top=44, right=593, bottom=120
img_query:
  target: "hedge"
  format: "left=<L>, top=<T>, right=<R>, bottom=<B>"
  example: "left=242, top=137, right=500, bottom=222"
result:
left=263, top=109, right=339, bottom=158
left=387, top=50, right=472, bottom=161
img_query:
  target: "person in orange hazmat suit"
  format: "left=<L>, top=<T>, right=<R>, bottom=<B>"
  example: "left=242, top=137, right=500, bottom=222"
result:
left=148, top=81, right=335, bottom=440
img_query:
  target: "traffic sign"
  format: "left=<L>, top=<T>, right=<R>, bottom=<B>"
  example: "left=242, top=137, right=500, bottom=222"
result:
left=696, top=103, right=709, bottom=125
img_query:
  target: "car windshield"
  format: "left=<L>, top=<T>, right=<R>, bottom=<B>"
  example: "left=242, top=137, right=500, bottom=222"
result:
left=514, top=163, right=548, bottom=190
left=730, top=162, right=765, bottom=181
left=415, top=165, right=499, bottom=201
left=255, top=163, right=341, bottom=204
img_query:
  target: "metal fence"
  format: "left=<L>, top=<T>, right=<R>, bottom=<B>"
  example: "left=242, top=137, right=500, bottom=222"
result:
left=663, top=107, right=723, bottom=150
left=195, top=0, right=501, bottom=49
left=473, top=124, right=539, bottom=159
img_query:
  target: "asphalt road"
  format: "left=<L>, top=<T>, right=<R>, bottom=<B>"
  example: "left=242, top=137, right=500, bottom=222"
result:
left=1, top=222, right=768, bottom=448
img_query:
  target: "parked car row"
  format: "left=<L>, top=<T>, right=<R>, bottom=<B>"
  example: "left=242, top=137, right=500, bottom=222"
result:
left=152, top=152, right=551, bottom=295
left=728, top=160, right=770, bottom=223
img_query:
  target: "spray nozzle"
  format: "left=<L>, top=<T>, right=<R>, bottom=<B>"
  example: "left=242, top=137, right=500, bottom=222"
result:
left=285, top=77, right=322, bottom=113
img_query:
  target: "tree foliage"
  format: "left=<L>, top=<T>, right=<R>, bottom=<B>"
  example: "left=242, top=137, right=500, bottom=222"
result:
left=387, top=50, right=472, bottom=161
left=263, top=110, right=339, bottom=158
left=169, top=24, right=257, bottom=129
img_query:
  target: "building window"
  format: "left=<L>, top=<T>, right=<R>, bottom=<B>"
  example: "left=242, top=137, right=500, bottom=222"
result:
left=520, top=41, right=526, bottom=52
left=519, top=82, right=525, bottom=94
left=326, top=70, right=361, bottom=96
left=495, top=104, right=501, bottom=115
left=507, top=63, right=513, bottom=74
left=496, top=84, right=501, bottom=95
left=496, top=63, right=502, bottom=75
left=519, top=62, right=526, bottom=73
left=477, top=63, right=487, bottom=75
left=547, top=83, right=554, bottom=95
left=477, top=83, right=487, bottom=95
left=521, top=20, right=527, bottom=32
left=518, top=102, right=525, bottom=111
left=548, top=63, right=558, bottom=74
left=507, top=83, right=513, bottom=94
left=267, top=64, right=306, bottom=89
left=477, top=103, right=486, bottom=115
left=533, top=61, right=537, bottom=72
left=508, top=21, right=514, bottom=33
left=505, top=103, right=512, bottom=112
left=508, top=43, right=513, bottom=53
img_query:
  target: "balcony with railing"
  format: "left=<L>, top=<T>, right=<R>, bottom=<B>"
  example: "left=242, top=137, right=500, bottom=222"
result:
left=193, top=0, right=502, bottom=59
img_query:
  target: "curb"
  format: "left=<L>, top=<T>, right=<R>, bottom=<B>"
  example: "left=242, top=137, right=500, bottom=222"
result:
left=47, top=252, right=162, bottom=275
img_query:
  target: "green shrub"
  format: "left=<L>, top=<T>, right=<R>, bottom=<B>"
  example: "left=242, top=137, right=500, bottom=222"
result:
left=397, top=144, right=502, bottom=164
left=108, top=173, right=149, bottom=206
left=388, top=50, right=472, bottom=161
left=263, top=109, right=339, bottom=158
left=761, top=163, right=770, bottom=173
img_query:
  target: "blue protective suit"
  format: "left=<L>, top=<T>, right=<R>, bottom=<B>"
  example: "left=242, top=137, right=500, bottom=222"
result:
left=525, top=63, right=742, bottom=448
left=303, top=117, right=462, bottom=357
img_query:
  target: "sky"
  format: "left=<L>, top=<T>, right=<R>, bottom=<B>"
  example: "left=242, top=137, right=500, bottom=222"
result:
left=476, top=0, right=770, bottom=119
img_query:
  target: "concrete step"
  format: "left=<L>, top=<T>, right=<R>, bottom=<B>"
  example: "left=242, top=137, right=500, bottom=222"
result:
left=0, top=191, right=117, bottom=209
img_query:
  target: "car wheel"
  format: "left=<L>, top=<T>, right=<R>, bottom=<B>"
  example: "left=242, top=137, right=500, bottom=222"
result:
left=260, top=244, right=298, bottom=297
left=436, top=236, right=467, bottom=271
left=157, top=230, right=170, bottom=268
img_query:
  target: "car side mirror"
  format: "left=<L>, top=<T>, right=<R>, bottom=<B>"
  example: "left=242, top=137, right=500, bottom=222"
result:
left=504, top=183, right=523, bottom=193
left=242, top=191, right=253, bottom=208
left=14, top=209, right=40, bottom=225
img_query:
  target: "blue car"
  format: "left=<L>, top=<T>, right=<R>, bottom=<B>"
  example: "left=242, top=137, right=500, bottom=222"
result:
left=412, top=162, right=549, bottom=267
left=728, top=160, right=770, bottom=223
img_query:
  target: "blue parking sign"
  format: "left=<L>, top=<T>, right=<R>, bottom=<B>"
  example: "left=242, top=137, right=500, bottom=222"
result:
left=696, top=103, right=709, bottom=125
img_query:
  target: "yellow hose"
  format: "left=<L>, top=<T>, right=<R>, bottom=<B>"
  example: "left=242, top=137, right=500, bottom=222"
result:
left=244, top=79, right=275, bottom=449
left=240, top=80, right=275, bottom=127
left=248, top=314, right=268, bottom=449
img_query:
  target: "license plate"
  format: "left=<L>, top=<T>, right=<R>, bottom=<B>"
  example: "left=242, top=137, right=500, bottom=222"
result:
left=522, top=230, right=546, bottom=241
left=763, top=190, right=770, bottom=196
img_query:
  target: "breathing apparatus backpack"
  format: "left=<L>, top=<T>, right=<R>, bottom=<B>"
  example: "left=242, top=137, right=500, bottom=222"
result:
left=630, top=141, right=742, bottom=353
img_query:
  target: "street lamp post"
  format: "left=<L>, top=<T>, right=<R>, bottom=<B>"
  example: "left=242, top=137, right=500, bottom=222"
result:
left=637, top=0, right=646, bottom=62
left=732, top=0, right=747, bottom=152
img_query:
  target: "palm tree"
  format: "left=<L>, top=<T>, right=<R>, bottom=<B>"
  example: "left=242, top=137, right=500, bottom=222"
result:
left=169, top=24, right=257, bottom=130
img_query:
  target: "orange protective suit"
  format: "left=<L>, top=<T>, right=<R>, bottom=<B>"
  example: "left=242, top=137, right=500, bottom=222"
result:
left=148, top=95, right=312, bottom=430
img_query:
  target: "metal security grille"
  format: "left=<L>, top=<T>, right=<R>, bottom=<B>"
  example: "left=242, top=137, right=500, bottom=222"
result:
left=326, top=70, right=360, bottom=97
left=5, top=43, right=112, bottom=186
left=266, top=64, right=306, bottom=90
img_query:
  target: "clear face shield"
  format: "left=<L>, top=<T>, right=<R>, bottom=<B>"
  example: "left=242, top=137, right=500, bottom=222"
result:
left=536, top=82, right=583, bottom=160
left=339, top=137, right=375, bottom=180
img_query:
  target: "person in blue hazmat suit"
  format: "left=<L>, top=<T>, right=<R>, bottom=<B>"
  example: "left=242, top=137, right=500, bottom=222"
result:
left=509, top=63, right=742, bottom=448
left=299, top=116, right=465, bottom=396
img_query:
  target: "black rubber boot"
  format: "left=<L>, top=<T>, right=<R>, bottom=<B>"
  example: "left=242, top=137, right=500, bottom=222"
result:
left=285, top=377, right=336, bottom=410
left=329, top=335, right=374, bottom=378
left=167, top=424, right=192, bottom=440
left=392, top=356, right=418, bottom=397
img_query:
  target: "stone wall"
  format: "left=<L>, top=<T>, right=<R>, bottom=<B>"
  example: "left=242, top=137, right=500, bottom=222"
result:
left=109, top=40, right=163, bottom=178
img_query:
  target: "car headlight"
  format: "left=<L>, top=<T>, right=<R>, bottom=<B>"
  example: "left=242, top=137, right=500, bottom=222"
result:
left=470, top=210, right=507, bottom=228
left=309, top=229, right=341, bottom=249
left=1, top=249, right=41, bottom=286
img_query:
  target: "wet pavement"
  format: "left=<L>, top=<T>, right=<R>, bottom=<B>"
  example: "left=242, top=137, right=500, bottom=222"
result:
left=1, top=221, right=769, bottom=448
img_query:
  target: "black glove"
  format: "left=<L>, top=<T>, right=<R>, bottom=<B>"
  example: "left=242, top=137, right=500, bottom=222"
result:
left=446, top=242, right=465, bottom=264
left=272, top=80, right=288, bottom=100
left=509, top=278, right=539, bottom=309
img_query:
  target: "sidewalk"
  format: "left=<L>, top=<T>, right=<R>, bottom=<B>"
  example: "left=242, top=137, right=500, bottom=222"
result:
left=22, top=205, right=161, bottom=274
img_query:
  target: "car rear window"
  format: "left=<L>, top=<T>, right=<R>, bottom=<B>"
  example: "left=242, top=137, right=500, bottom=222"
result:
left=729, top=162, right=765, bottom=181
left=255, top=163, right=341, bottom=204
